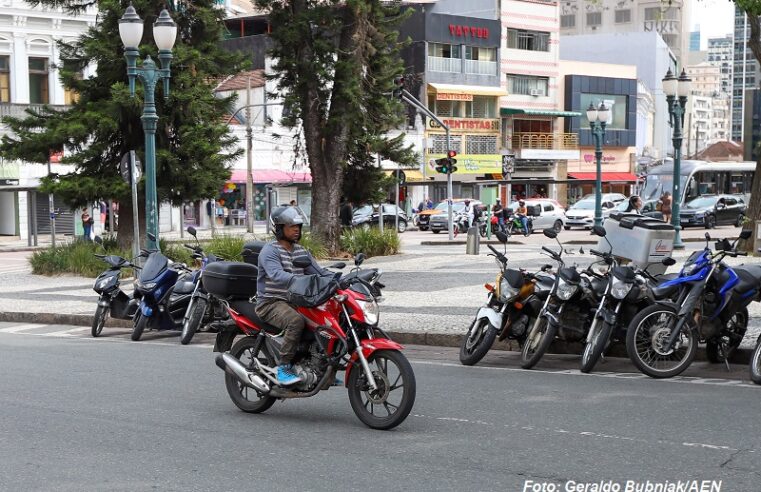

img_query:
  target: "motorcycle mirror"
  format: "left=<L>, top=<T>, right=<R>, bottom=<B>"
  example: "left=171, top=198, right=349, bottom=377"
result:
left=187, top=226, right=197, bottom=237
left=94, top=235, right=103, bottom=245
left=292, top=257, right=313, bottom=269
left=592, top=225, right=607, bottom=237
left=704, top=232, right=711, bottom=242
left=355, top=253, right=366, bottom=267
left=495, top=231, right=508, bottom=244
left=662, top=257, right=676, bottom=266
left=541, top=264, right=552, bottom=272
left=740, top=229, right=752, bottom=240
left=543, top=228, right=558, bottom=239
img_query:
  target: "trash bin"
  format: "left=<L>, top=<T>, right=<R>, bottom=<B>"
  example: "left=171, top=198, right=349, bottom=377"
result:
left=599, top=213, right=675, bottom=275
left=466, top=226, right=480, bottom=255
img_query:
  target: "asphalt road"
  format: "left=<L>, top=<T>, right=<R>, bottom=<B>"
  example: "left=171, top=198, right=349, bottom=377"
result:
left=1, top=331, right=760, bottom=492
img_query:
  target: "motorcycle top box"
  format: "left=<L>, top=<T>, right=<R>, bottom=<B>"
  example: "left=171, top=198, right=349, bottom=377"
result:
left=202, top=261, right=258, bottom=299
left=600, top=213, right=675, bottom=276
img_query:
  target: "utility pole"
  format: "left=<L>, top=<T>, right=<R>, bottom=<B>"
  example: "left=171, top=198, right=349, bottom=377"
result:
left=246, top=77, right=254, bottom=233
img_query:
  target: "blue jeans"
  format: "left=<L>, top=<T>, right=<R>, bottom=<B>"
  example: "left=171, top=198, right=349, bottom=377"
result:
left=519, top=216, right=528, bottom=231
left=83, top=225, right=92, bottom=241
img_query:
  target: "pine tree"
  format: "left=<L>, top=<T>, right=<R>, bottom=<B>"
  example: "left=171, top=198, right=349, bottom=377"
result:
left=0, top=0, right=245, bottom=248
left=256, top=0, right=416, bottom=253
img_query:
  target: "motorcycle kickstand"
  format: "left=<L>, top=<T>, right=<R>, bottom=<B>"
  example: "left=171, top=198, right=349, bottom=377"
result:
left=721, top=344, right=731, bottom=372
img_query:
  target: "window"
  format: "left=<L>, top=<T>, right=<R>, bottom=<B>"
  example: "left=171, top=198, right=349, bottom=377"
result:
left=0, top=56, right=9, bottom=103
left=432, top=99, right=461, bottom=118
left=28, top=57, right=49, bottom=104
left=645, top=7, right=678, bottom=21
left=62, top=59, right=82, bottom=105
left=428, top=42, right=461, bottom=59
left=506, top=74, right=549, bottom=96
left=430, top=134, right=462, bottom=154
left=465, top=46, right=496, bottom=61
left=506, top=29, right=550, bottom=52
left=615, top=9, right=631, bottom=23
left=543, top=204, right=555, bottom=212
left=560, top=15, right=575, bottom=28
left=586, top=12, right=602, bottom=27
left=464, top=96, right=496, bottom=118
left=465, top=135, right=498, bottom=154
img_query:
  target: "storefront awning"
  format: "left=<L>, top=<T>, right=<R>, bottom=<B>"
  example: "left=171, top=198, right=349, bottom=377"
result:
left=501, top=108, right=582, bottom=117
left=229, top=169, right=312, bottom=185
left=428, top=83, right=507, bottom=97
left=567, top=172, right=640, bottom=182
left=383, top=169, right=425, bottom=183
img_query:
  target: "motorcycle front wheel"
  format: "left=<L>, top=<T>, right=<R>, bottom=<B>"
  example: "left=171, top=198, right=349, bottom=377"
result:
left=131, top=312, right=148, bottom=341
left=180, top=297, right=207, bottom=345
left=749, top=335, right=761, bottom=384
left=348, top=350, right=416, bottom=430
left=459, top=318, right=498, bottom=366
left=225, top=336, right=277, bottom=413
left=580, top=321, right=613, bottom=373
left=625, top=304, right=697, bottom=378
left=91, top=304, right=109, bottom=338
left=521, top=315, right=557, bottom=369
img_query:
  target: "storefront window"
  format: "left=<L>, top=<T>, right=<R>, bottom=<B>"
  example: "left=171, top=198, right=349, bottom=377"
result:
left=465, top=135, right=498, bottom=154
left=464, top=96, right=496, bottom=118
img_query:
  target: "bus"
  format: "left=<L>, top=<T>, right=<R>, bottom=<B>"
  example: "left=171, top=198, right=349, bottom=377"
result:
left=640, top=160, right=756, bottom=206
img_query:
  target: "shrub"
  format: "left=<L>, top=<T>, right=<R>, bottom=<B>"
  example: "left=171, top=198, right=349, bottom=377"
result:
left=207, top=234, right=246, bottom=262
left=162, top=243, right=195, bottom=266
left=299, top=232, right=328, bottom=259
left=340, top=228, right=400, bottom=257
left=30, top=239, right=133, bottom=277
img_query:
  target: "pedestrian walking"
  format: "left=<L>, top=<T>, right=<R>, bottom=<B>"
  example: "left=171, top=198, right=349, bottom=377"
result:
left=659, top=192, right=672, bottom=223
left=81, top=211, right=94, bottom=241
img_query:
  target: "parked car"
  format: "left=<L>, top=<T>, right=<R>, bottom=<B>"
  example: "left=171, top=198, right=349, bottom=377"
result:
left=416, top=199, right=471, bottom=231
left=612, top=199, right=664, bottom=220
left=679, top=195, right=746, bottom=229
left=429, top=200, right=483, bottom=233
left=503, top=199, right=567, bottom=233
left=352, top=204, right=408, bottom=232
left=564, top=193, right=627, bottom=230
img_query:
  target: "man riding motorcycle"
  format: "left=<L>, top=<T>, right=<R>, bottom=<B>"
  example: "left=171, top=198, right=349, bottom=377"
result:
left=515, top=200, right=530, bottom=236
left=256, top=206, right=332, bottom=386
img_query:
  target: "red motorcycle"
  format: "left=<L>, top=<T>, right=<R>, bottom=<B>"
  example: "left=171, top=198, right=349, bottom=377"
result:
left=206, top=253, right=416, bottom=430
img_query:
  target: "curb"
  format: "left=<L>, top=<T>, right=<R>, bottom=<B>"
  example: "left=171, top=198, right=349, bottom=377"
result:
left=0, top=310, right=753, bottom=364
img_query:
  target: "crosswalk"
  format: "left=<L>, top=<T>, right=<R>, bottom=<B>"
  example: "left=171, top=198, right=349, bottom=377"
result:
left=0, top=251, right=33, bottom=275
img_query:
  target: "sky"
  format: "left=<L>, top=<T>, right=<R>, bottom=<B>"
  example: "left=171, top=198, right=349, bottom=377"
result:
left=690, top=0, right=735, bottom=48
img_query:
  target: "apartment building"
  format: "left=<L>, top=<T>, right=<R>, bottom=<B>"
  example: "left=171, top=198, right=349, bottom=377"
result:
left=707, top=35, right=733, bottom=97
left=732, top=6, right=761, bottom=141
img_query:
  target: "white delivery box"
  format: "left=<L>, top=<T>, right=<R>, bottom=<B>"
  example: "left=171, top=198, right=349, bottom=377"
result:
left=598, top=213, right=675, bottom=275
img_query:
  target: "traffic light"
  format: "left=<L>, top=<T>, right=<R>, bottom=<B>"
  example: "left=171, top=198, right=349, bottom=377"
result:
left=434, top=157, right=450, bottom=174
left=447, top=150, right=458, bottom=174
left=392, top=75, right=405, bottom=99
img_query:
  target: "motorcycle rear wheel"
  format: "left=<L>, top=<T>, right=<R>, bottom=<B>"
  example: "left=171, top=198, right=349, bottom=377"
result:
left=625, top=304, right=697, bottom=378
left=580, top=322, right=613, bottom=373
left=459, top=318, right=498, bottom=366
left=180, top=297, right=207, bottom=345
left=348, top=350, right=416, bottom=430
left=225, top=336, right=277, bottom=413
left=91, top=304, right=108, bottom=338
left=131, top=313, right=148, bottom=341
left=521, top=315, right=556, bottom=369
left=749, top=335, right=761, bottom=385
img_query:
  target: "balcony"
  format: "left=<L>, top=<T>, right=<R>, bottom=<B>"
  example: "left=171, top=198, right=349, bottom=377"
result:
left=427, top=56, right=462, bottom=73
left=464, top=59, right=498, bottom=76
left=511, top=132, right=581, bottom=160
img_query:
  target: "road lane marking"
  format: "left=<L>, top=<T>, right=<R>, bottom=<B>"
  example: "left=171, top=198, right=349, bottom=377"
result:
left=42, top=327, right=90, bottom=337
left=0, top=324, right=46, bottom=334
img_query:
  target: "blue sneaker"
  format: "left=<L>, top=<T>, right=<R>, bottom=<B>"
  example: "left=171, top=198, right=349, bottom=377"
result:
left=277, top=364, right=303, bottom=386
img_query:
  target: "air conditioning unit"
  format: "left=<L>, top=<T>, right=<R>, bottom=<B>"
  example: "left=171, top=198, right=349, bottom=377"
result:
left=529, top=89, right=542, bottom=97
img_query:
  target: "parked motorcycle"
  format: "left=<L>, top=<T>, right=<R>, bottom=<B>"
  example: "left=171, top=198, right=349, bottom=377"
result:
left=210, top=253, right=415, bottom=430
left=750, top=336, right=761, bottom=384
left=459, top=231, right=554, bottom=366
left=626, top=229, right=760, bottom=378
left=91, top=236, right=140, bottom=337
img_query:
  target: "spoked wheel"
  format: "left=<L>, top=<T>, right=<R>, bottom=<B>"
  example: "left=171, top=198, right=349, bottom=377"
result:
left=91, top=304, right=109, bottom=338
left=180, top=298, right=207, bottom=345
left=749, top=335, right=761, bottom=384
left=521, top=314, right=557, bottom=369
left=225, top=336, right=276, bottom=413
left=580, top=321, right=613, bottom=373
left=706, top=308, right=747, bottom=363
left=348, top=350, right=416, bottom=430
left=459, top=318, right=498, bottom=366
left=625, top=304, right=697, bottom=378
left=131, top=313, right=148, bottom=341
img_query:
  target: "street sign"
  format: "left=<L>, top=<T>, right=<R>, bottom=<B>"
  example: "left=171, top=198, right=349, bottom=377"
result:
left=501, top=154, right=515, bottom=178
left=120, top=153, right=142, bottom=184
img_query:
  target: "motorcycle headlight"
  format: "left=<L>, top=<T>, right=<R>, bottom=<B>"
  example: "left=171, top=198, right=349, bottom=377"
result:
left=95, top=277, right=111, bottom=290
left=556, top=279, right=578, bottom=301
left=136, top=281, right=157, bottom=291
left=682, top=262, right=698, bottom=276
left=499, top=278, right=519, bottom=301
left=356, top=299, right=379, bottom=326
left=610, top=277, right=634, bottom=300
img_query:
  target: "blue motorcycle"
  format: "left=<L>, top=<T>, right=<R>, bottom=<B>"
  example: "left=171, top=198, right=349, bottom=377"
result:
left=626, top=229, right=761, bottom=378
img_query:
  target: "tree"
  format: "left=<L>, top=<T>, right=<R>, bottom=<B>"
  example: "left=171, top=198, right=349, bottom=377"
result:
left=256, top=0, right=416, bottom=253
left=0, top=0, right=245, bottom=248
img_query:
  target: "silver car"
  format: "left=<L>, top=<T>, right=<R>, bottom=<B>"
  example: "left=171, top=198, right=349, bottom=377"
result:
left=564, top=193, right=626, bottom=230
left=505, top=199, right=567, bottom=233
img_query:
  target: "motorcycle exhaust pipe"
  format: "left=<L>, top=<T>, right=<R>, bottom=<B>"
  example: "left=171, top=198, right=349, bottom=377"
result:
left=215, top=353, right=270, bottom=393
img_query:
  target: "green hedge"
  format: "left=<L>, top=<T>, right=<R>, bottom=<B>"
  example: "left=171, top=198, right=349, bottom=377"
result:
left=340, top=228, right=400, bottom=257
left=30, top=239, right=134, bottom=277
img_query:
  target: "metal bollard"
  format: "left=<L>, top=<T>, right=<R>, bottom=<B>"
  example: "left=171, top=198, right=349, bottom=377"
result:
left=466, top=226, right=480, bottom=255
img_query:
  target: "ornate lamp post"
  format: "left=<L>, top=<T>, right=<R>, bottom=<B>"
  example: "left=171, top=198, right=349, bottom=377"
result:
left=119, top=5, right=177, bottom=251
left=586, top=101, right=610, bottom=227
left=662, top=68, right=692, bottom=250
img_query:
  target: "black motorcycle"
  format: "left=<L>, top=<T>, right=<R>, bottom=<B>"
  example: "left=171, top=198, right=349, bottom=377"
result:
left=91, top=237, right=140, bottom=337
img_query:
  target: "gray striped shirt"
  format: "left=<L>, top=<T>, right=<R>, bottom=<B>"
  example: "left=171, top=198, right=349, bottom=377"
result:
left=256, top=241, right=328, bottom=305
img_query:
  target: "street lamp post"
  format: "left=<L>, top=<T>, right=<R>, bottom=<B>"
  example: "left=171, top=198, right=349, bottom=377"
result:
left=119, top=5, right=177, bottom=251
left=662, top=68, right=692, bottom=250
left=586, top=102, right=610, bottom=227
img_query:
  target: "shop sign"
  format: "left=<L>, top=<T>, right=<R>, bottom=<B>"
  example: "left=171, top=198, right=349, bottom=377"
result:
left=426, top=153, right=501, bottom=174
left=436, top=93, right=473, bottom=101
left=583, top=153, right=616, bottom=163
left=0, top=179, right=19, bottom=186
left=449, top=24, right=490, bottom=39
left=428, top=117, right=500, bottom=132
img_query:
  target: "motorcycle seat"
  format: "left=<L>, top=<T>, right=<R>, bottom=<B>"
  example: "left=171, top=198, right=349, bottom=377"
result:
left=174, top=279, right=196, bottom=294
left=229, top=300, right=282, bottom=334
left=733, top=266, right=761, bottom=295
left=652, top=282, right=678, bottom=300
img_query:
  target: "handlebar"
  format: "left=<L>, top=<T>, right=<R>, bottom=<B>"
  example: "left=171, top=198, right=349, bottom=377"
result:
left=590, top=249, right=607, bottom=258
left=541, top=246, right=558, bottom=258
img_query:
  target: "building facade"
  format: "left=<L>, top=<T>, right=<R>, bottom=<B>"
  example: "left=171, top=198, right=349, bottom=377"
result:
left=689, top=29, right=700, bottom=52
left=0, top=1, right=96, bottom=239
left=684, top=61, right=730, bottom=153
left=732, top=7, right=760, bottom=141
left=558, top=0, right=691, bottom=68
left=707, top=34, right=733, bottom=97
